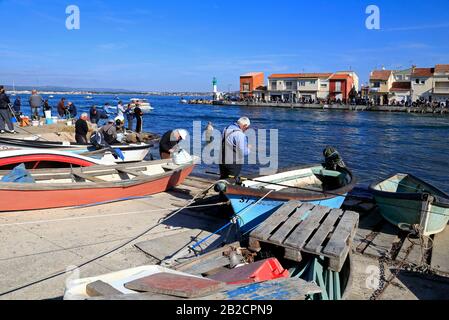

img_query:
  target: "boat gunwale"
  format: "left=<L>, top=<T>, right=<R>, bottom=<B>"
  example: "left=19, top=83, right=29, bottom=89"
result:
left=369, top=173, right=449, bottom=208
left=0, top=137, right=156, bottom=150
left=224, top=164, right=356, bottom=202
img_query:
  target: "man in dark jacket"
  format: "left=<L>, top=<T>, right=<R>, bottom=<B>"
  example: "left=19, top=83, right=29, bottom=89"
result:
left=0, top=86, right=16, bottom=134
left=75, top=113, right=89, bottom=143
left=57, top=98, right=67, bottom=118
left=29, top=90, right=44, bottom=120
left=67, top=102, right=77, bottom=118
left=13, top=96, right=21, bottom=116
left=89, top=105, right=100, bottom=124
left=159, top=129, right=188, bottom=159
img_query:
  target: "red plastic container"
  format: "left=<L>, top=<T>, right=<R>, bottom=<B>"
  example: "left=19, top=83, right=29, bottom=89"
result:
left=208, top=258, right=289, bottom=285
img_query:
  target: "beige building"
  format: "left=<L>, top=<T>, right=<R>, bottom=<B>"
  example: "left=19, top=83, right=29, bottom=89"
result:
left=411, top=67, right=434, bottom=102
left=433, top=64, right=449, bottom=102
left=369, top=70, right=394, bottom=105
left=267, top=73, right=333, bottom=102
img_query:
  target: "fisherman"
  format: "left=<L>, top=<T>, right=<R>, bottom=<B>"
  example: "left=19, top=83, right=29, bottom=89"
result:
left=29, top=89, right=44, bottom=120
left=124, top=104, right=134, bottom=131
left=0, top=86, right=16, bottom=134
left=43, top=99, right=51, bottom=118
left=159, top=129, right=188, bottom=159
left=89, top=105, right=100, bottom=124
left=67, top=102, right=77, bottom=118
left=100, top=119, right=118, bottom=145
left=13, top=96, right=21, bottom=116
left=57, top=97, right=67, bottom=118
left=219, top=117, right=251, bottom=179
left=134, top=103, right=143, bottom=133
left=75, top=113, right=89, bottom=144
left=117, top=100, right=125, bottom=118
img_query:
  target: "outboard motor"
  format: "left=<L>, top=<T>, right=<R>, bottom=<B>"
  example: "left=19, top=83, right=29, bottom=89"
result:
left=323, top=146, right=346, bottom=172
left=90, top=131, right=107, bottom=150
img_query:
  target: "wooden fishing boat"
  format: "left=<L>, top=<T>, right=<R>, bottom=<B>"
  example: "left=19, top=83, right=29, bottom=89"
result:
left=0, top=136, right=152, bottom=163
left=216, top=164, right=356, bottom=233
left=369, top=173, right=449, bottom=236
left=0, top=159, right=196, bottom=212
left=0, top=149, right=115, bottom=170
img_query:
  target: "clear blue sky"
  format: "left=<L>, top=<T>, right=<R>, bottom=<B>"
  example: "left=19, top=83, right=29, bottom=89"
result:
left=1, top=0, right=448, bottom=91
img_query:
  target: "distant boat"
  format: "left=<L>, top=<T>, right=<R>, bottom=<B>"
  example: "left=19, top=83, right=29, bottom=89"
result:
left=49, top=95, right=54, bottom=98
left=85, top=96, right=93, bottom=100
left=180, top=98, right=188, bottom=104
left=130, top=98, right=154, bottom=113
left=370, top=173, right=449, bottom=236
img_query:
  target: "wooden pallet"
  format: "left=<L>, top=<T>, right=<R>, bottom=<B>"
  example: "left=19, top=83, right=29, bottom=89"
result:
left=248, top=201, right=359, bottom=272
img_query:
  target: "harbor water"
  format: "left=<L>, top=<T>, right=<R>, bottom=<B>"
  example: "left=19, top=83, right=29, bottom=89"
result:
left=15, top=94, right=449, bottom=193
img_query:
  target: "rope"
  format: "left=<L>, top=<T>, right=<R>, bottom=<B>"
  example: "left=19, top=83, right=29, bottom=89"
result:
left=0, top=183, right=217, bottom=297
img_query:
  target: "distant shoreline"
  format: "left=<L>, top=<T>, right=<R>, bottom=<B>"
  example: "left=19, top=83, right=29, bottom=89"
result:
left=5, top=91, right=213, bottom=97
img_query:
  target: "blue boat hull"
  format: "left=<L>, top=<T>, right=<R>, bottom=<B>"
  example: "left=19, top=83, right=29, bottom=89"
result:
left=228, top=194, right=347, bottom=234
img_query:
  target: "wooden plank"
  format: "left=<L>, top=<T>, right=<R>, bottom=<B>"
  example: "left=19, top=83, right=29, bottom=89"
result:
left=72, top=172, right=105, bottom=183
left=322, top=211, right=358, bottom=272
left=86, top=280, right=123, bottom=297
left=304, top=209, right=344, bottom=254
left=431, top=226, right=449, bottom=274
left=250, top=201, right=300, bottom=241
left=124, top=273, right=225, bottom=298
left=283, top=204, right=329, bottom=249
left=269, top=203, right=313, bottom=244
left=116, top=168, right=147, bottom=178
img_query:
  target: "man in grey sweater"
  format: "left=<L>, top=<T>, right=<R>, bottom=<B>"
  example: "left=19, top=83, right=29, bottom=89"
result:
left=29, top=89, right=43, bottom=120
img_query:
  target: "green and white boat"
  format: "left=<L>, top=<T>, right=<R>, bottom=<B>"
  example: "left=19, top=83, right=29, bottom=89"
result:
left=369, top=173, right=449, bottom=236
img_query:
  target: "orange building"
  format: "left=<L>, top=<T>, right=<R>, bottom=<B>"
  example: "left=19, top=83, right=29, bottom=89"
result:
left=240, top=72, right=265, bottom=98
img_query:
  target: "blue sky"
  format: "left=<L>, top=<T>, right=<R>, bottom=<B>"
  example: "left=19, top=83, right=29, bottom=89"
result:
left=1, top=0, right=449, bottom=91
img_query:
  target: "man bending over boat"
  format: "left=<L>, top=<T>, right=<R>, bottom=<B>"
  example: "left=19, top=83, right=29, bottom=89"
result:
left=219, top=117, right=251, bottom=179
left=159, top=129, right=188, bottom=159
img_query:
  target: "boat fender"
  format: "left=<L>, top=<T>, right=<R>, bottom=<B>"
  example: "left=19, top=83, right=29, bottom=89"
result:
left=214, top=180, right=228, bottom=193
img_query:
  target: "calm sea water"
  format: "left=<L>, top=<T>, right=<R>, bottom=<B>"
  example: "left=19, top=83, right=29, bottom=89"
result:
left=13, top=94, right=449, bottom=193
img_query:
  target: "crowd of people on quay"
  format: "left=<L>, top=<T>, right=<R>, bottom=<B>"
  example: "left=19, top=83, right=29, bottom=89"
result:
left=0, top=87, right=147, bottom=138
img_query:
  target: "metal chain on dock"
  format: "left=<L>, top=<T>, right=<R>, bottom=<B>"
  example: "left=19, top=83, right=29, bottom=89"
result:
left=369, top=225, right=433, bottom=300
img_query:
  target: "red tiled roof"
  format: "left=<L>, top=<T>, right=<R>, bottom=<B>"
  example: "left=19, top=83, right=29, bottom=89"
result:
left=412, top=68, right=434, bottom=77
left=330, top=74, right=352, bottom=80
left=435, top=64, right=449, bottom=73
left=241, top=72, right=264, bottom=77
left=370, top=70, right=393, bottom=81
left=269, top=73, right=332, bottom=79
left=390, top=82, right=411, bottom=92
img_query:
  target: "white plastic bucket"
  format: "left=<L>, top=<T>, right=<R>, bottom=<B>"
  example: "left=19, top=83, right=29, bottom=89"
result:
left=32, top=120, right=39, bottom=127
left=44, top=110, right=51, bottom=119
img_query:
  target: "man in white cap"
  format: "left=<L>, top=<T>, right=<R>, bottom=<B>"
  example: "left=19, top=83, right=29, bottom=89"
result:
left=220, top=117, right=251, bottom=179
left=159, top=128, right=188, bottom=159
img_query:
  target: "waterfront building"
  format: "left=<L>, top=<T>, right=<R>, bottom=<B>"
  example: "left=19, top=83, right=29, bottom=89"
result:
left=266, top=73, right=333, bottom=102
left=239, top=72, right=265, bottom=99
left=433, top=64, right=449, bottom=102
left=389, top=68, right=412, bottom=104
left=411, top=67, right=434, bottom=102
left=369, top=70, right=394, bottom=105
left=329, top=73, right=355, bottom=102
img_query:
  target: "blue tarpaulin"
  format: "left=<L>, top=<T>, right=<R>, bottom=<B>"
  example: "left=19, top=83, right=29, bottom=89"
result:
left=1, top=164, right=35, bottom=183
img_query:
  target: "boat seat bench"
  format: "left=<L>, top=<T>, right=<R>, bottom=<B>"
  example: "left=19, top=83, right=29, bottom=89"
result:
left=248, top=201, right=359, bottom=272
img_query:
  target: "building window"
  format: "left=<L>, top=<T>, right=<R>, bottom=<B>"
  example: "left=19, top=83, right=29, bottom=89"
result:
left=421, top=80, right=425, bottom=84
left=396, top=75, right=403, bottom=81
left=286, top=81, right=293, bottom=90
left=310, top=80, right=316, bottom=84
left=242, top=83, right=250, bottom=92
left=373, top=82, right=380, bottom=88
left=271, top=82, right=277, bottom=90
left=321, top=84, right=327, bottom=88
left=335, top=81, right=341, bottom=92
left=299, top=81, right=306, bottom=86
